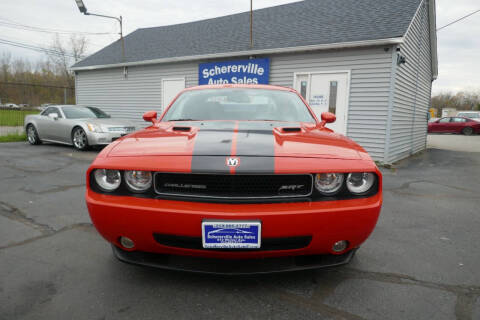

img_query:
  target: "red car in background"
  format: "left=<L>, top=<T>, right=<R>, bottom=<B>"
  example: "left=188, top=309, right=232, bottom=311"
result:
left=428, top=117, right=480, bottom=135
left=86, top=84, right=382, bottom=274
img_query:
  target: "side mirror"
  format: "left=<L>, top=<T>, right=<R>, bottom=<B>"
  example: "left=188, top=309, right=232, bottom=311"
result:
left=320, top=112, right=336, bottom=125
left=143, top=111, right=157, bottom=124
left=48, top=113, right=59, bottom=120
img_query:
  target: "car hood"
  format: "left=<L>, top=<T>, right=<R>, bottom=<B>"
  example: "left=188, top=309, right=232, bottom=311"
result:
left=107, top=121, right=366, bottom=160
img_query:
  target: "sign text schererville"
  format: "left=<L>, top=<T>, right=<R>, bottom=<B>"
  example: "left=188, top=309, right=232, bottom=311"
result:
left=199, top=58, right=270, bottom=85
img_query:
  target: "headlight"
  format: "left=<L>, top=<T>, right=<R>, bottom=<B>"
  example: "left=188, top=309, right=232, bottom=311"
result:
left=346, top=173, right=376, bottom=194
left=314, top=173, right=344, bottom=195
left=93, top=169, right=121, bottom=191
left=87, top=123, right=102, bottom=132
left=124, top=170, right=152, bottom=192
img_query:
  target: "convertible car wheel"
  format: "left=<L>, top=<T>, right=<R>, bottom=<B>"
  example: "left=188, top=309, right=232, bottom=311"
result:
left=26, top=124, right=41, bottom=145
left=72, top=127, right=89, bottom=150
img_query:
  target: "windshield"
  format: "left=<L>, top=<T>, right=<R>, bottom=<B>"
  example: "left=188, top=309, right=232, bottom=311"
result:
left=162, top=88, right=315, bottom=123
left=62, top=106, right=111, bottom=119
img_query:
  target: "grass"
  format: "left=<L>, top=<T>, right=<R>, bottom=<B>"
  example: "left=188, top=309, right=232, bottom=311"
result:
left=0, top=109, right=39, bottom=126
left=0, top=133, right=27, bottom=143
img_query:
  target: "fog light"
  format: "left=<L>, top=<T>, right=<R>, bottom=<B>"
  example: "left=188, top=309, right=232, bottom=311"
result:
left=120, top=236, right=135, bottom=249
left=332, top=240, right=348, bottom=253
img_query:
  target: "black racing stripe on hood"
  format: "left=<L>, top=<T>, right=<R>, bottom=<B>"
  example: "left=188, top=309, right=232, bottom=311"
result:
left=234, top=122, right=276, bottom=173
left=190, top=121, right=235, bottom=173
left=189, top=121, right=299, bottom=174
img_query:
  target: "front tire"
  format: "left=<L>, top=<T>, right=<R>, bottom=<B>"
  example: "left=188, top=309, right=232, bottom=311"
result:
left=72, top=127, right=89, bottom=151
left=26, top=124, right=41, bottom=145
left=462, top=127, right=473, bottom=136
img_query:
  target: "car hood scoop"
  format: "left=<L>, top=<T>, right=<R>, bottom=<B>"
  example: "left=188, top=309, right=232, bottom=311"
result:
left=108, top=121, right=364, bottom=160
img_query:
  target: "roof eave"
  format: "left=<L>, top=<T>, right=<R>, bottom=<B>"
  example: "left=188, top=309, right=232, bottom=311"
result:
left=401, top=0, right=438, bottom=81
left=71, top=37, right=404, bottom=71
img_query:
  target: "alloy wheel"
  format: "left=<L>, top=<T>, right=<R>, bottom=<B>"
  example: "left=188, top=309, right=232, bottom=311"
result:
left=73, top=128, right=87, bottom=149
left=27, top=126, right=37, bottom=144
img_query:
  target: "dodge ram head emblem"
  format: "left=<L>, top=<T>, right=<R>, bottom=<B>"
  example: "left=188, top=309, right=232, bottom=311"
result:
left=226, top=157, right=240, bottom=167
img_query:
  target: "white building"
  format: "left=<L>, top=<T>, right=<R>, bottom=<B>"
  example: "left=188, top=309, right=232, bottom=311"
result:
left=72, top=0, right=438, bottom=163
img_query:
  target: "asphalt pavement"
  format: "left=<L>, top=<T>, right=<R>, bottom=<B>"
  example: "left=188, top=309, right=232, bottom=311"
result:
left=0, top=138, right=479, bottom=320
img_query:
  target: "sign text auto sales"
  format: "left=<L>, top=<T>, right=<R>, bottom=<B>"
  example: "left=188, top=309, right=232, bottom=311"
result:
left=199, top=58, right=270, bottom=85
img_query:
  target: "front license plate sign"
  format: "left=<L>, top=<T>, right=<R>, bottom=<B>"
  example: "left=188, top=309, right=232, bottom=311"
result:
left=202, top=221, right=261, bottom=249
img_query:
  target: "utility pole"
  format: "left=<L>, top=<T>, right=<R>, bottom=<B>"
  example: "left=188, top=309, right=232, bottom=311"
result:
left=74, top=0, right=125, bottom=62
left=119, top=16, right=124, bottom=62
left=250, top=0, right=253, bottom=49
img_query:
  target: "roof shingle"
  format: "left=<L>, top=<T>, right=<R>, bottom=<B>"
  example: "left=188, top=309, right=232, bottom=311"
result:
left=73, top=0, right=422, bottom=68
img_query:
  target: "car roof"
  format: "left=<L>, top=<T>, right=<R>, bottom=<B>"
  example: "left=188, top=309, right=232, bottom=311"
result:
left=47, top=105, right=96, bottom=108
left=44, top=105, right=74, bottom=108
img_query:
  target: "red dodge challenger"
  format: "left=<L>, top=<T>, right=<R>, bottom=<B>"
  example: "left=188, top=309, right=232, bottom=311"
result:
left=86, top=84, right=382, bottom=274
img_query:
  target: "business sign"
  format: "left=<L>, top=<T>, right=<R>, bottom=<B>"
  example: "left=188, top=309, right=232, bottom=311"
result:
left=199, top=58, right=270, bottom=85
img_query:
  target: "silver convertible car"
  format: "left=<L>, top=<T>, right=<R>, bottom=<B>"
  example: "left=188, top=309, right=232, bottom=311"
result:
left=24, top=105, right=137, bottom=150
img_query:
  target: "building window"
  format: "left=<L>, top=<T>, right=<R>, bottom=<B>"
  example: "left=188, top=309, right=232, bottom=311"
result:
left=300, top=81, right=307, bottom=99
left=328, top=81, right=338, bottom=114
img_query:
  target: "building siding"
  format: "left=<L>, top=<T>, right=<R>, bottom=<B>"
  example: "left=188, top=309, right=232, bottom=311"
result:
left=388, top=0, right=433, bottom=163
left=75, top=63, right=199, bottom=125
left=269, top=48, right=393, bottom=160
left=76, top=46, right=393, bottom=160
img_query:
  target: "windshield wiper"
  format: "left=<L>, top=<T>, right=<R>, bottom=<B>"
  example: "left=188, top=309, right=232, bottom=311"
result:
left=168, top=118, right=198, bottom=121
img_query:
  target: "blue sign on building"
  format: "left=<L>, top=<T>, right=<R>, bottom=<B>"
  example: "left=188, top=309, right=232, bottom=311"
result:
left=199, top=58, right=270, bottom=85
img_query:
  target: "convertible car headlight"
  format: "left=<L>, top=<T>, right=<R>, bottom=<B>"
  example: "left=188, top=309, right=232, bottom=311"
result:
left=346, top=173, right=376, bottom=195
left=314, top=173, right=344, bottom=195
left=87, top=123, right=102, bottom=132
left=93, top=169, right=121, bottom=191
left=124, top=170, right=152, bottom=192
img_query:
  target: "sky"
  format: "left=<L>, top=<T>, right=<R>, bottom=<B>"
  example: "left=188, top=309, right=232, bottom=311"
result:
left=1, top=0, right=479, bottom=95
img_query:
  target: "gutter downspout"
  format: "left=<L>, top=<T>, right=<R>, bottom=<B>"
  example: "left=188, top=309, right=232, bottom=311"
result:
left=74, top=71, right=78, bottom=104
left=410, top=2, right=425, bottom=155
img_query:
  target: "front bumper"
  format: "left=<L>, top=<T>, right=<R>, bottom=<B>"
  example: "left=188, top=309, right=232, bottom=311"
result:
left=112, top=244, right=357, bottom=274
left=86, top=189, right=382, bottom=260
left=86, top=131, right=129, bottom=145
